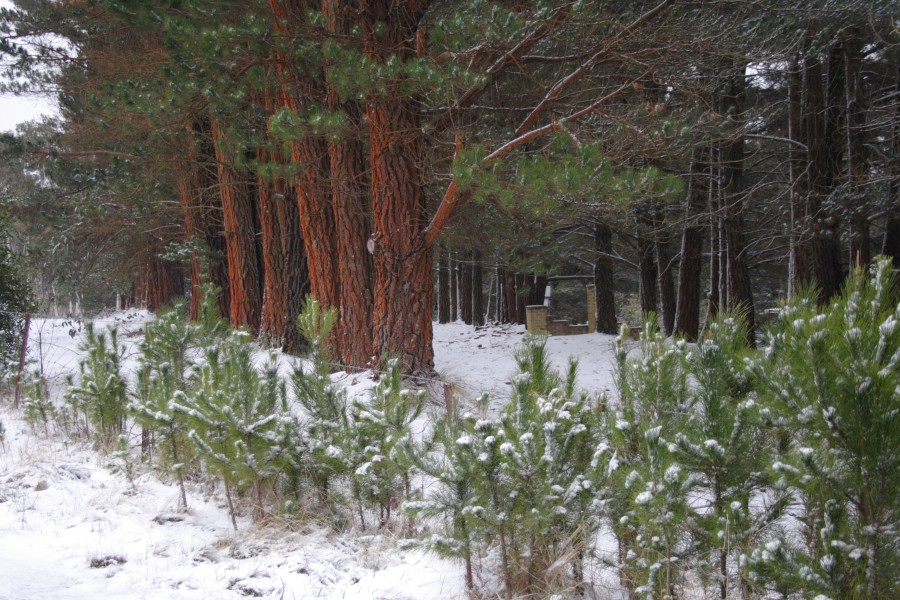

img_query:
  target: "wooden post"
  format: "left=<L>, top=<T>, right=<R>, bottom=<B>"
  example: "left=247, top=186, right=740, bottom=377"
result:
left=13, top=312, right=31, bottom=409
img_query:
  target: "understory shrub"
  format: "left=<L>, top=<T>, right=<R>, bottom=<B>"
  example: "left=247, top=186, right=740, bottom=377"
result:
left=50, top=261, right=896, bottom=600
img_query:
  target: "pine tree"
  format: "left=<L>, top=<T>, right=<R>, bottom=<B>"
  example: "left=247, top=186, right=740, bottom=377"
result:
left=64, top=323, right=128, bottom=448
left=746, top=258, right=900, bottom=599
left=606, top=320, right=693, bottom=598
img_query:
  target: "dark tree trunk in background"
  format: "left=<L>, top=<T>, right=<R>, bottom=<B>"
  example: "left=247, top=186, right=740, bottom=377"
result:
left=638, top=237, right=658, bottom=317
left=788, top=59, right=809, bottom=296
left=514, top=273, right=527, bottom=325
left=278, top=185, right=310, bottom=353
left=674, top=149, right=708, bottom=340
left=845, top=30, right=870, bottom=267
left=594, top=223, right=617, bottom=333
left=529, top=274, right=547, bottom=306
left=804, top=52, right=843, bottom=304
left=720, top=65, right=755, bottom=345
left=438, top=246, right=451, bottom=323
left=656, top=237, right=676, bottom=336
left=211, top=118, right=262, bottom=332
left=707, top=166, right=722, bottom=324
left=472, top=251, right=484, bottom=326
left=449, top=253, right=458, bottom=322
left=459, top=254, right=473, bottom=324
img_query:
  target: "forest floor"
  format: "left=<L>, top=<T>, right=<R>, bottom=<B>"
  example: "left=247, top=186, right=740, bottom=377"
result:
left=0, top=311, right=622, bottom=600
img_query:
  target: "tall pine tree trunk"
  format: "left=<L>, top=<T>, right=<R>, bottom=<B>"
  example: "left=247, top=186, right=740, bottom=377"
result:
left=845, top=29, right=870, bottom=267
left=674, top=148, right=708, bottom=340
left=638, top=236, right=658, bottom=317
left=459, top=254, right=473, bottom=324
left=258, top=145, right=287, bottom=342
left=720, top=65, right=755, bottom=344
left=594, top=223, right=617, bottom=334
left=324, top=0, right=374, bottom=369
left=437, top=246, right=451, bottom=323
left=211, top=118, right=261, bottom=332
left=656, top=236, right=676, bottom=336
left=277, top=185, right=310, bottom=353
left=804, top=51, right=843, bottom=304
left=472, top=251, right=484, bottom=326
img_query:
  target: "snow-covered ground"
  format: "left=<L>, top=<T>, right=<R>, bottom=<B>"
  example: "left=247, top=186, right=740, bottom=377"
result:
left=1, top=312, right=621, bottom=600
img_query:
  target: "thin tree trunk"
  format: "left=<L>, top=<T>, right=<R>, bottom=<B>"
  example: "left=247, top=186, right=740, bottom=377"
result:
left=788, top=58, right=809, bottom=296
left=638, top=236, right=658, bottom=318
left=674, top=148, right=708, bottom=340
left=472, top=251, right=484, bottom=326
left=277, top=185, right=310, bottom=353
left=438, top=246, right=451, bottom=323
left=656, top=237, right=676, bottom=336
left=514, top=273, right=527, bottom=325
left=594, top=223, right=617, bottom=333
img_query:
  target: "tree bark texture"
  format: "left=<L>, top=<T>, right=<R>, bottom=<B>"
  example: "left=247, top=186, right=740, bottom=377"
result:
left=324, top=0, right=374, bottom=369
left=594, top=223, right=617, bottom=334
left=277, top=185, right=310, bottom=353
left=211, top=118, right=262, bottom=332
left=803, top=52, right=843, bottom=304
left=437, top=246, right=451, bottom=323
left=258, top=147, right=287, bottom=342
left=674, top=149, right=708, bottom=340
left=472, top=252, right=484, bottom=326
left=360, top=0, right=434, bottom=373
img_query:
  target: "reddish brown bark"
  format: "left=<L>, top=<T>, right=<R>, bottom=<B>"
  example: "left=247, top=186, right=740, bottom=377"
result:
left=211, top=118, right=261, bottom=331
left=277, top=184, right=311, bottom=353
left=268, top=0, right=341, bottom=338
left=323, top=0, right=374, bottom=369
left=360, top=0, right=434, bottom=374
left=187, top=117, right=231, bottom=320
left=258, top=145, right=287, bottom=342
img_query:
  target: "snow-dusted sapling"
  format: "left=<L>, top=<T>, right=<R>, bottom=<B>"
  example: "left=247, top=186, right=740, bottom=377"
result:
left=63, top=323, right=128, bottom=448
left=747, top=259, right=900, bottom=599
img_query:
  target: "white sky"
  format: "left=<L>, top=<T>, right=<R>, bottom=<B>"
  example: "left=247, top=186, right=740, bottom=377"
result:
left=0, top=0, right=62, bottom=133
left=0, top=92, right=58, bottom=133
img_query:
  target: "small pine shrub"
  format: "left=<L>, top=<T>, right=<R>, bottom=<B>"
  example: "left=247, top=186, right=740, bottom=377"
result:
left=181, top=333, right=285, bottom=527
left=409, top=336, right=601, bottom=597
left=606, top=319, right=693, bottom=598
left=64, top=323, right=128, bottom=448
left=346, top=356, right=425, bottom=528
left=746, top=259, right=900, bottom=599
left=22, top=371, right=54, bottom=435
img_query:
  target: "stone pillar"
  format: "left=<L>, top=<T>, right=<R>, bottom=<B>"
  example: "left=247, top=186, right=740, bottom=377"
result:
left=526, top=305, right=549, bottom=334
left=586, top=284, right=597, bottom=333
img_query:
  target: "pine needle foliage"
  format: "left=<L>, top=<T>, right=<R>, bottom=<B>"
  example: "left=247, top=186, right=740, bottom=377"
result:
left=180, top=332, right=287, bottom=526
left=607, top=319, right=693, bottom=599
left=63, top=323, right=128, bottom=448
left=746, top=258, right=900, bottom=599
left=409, top=335, right=601, bottom=597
